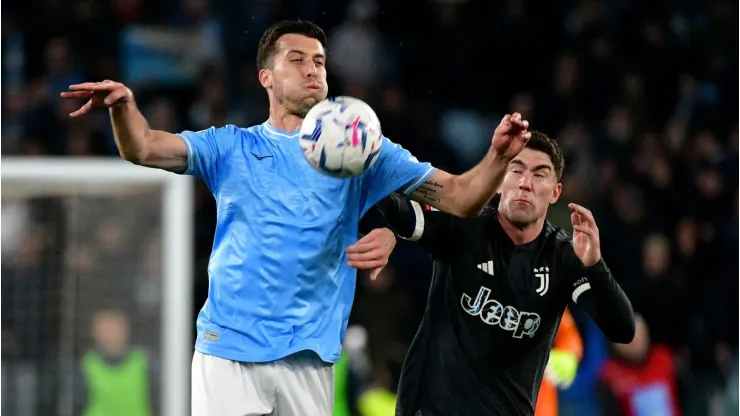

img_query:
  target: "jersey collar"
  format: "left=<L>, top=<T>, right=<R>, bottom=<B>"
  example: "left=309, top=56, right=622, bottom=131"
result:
left=262, top=121, right=300, bottom=139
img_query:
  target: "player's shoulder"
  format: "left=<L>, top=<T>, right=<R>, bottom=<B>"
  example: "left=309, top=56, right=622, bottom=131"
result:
left=543, top=222, right=578, bottom=260
left=210, top=123, right=276, bottom=146
left=182, top=124, right=243, bottom=141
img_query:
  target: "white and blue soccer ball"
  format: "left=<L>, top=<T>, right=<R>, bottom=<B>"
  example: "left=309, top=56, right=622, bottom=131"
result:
left=299, top=96, right=383, bottom=178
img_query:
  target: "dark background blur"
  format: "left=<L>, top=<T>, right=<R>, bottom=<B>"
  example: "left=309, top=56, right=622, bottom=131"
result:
left=2, top=0, right=738, bottom=415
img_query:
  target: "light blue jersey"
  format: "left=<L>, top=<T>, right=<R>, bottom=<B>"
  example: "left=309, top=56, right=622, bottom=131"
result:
left=179, top=121, right=435, bottom=364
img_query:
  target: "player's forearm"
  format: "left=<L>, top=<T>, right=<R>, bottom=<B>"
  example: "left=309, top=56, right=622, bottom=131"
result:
left=109, top=101, right=155, bottom=162
left=109, top=102, right=187, bottom=171
left=575, top=260, right=636, bottom=344
left=450, top=148, right=510, bottom=217
left=359, top=193, right=416, bottom=237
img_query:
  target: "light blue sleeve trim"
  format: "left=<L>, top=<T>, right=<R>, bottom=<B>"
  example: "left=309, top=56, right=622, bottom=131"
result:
left=403, top=167, right=437, bottom=195
left=177, top=134, right=196, bottom=176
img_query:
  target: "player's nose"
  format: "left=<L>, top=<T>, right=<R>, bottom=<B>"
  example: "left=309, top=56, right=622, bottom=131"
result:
left=304, top=62, right=318, bottom=78
left=518, top=174, right=533, bottom=190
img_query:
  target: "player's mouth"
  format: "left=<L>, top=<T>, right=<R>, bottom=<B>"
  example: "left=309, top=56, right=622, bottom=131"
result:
left=305, top=83, right=323, bottom=91
left=513, top=198, right=532, bottom=206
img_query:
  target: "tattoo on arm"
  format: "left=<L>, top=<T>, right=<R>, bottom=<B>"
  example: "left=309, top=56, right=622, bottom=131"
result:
left=415, top=181, right=443, bottom=204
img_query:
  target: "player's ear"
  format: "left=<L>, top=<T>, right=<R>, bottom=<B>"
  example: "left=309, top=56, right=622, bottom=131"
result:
left=549, top=182, right=562, bottom=204
left=258, top=69, right=272, bottom=89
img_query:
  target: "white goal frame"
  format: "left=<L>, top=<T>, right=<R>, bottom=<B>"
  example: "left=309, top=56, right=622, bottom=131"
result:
left=2, top=157, right=194, bottom=416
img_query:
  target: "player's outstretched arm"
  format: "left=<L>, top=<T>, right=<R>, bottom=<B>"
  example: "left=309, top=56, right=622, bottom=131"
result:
left=409, top=113, right=531, bottom=218
left=61, top=81, right=188, bottom=173
left=565, top=204, right=636, bottom=344
left=356, top=192, right=457, bottom=259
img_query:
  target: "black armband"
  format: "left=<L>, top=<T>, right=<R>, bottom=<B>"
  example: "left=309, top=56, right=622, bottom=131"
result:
left=359, top=193, right=419, bottom=238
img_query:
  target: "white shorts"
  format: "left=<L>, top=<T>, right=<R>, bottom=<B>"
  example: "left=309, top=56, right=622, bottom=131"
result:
left=191, top=350, right=335, bottom=416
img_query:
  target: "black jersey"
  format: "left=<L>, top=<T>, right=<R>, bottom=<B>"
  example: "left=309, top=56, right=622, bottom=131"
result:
left=360, top=193, right=635, bottom=416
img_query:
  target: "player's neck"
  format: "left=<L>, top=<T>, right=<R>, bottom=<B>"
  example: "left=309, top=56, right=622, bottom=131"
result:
left=268, top=107, right=303, bottom=133
left=497, top=212, right=545, bottom=246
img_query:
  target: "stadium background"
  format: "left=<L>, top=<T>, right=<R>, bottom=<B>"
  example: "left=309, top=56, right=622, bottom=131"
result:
left=1, top=0, right=738, bottom=415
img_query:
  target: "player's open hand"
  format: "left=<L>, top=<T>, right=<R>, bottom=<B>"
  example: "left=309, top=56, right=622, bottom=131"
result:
left=569, top=203, right=601, bottom=267
left=346, top=228, right=397, bottom=280
left=60, top=80, right=134, bottom=118
left=492, top=112, right=532, bottom=160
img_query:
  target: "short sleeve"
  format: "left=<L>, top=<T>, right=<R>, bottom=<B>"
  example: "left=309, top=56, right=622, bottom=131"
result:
left=178, top=125, right=237, bottom=188
left=360, top=137, right=436, bottom=215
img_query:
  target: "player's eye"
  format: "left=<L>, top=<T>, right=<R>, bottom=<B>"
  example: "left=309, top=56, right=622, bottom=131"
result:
left=291, top=58, right=302, bottom=64
left=314, top=60, right=325, bottom=67
left=534, top=173, right=546, bottom=179
left=512, top=169, right=523, bottom=174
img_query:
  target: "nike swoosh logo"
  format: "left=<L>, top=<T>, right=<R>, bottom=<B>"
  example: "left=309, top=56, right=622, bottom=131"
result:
left=250, top=152, right=273, bottom=161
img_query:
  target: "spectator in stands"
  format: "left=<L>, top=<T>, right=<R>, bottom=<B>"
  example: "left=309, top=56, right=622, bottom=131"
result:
left=536, top=308, right=583, bottom=416
left=598, top=314, right=683, bottom=416
left=74, top=309, right=157, bottom=416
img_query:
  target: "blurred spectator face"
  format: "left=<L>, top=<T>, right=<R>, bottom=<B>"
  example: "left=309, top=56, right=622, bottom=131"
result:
left=560, top=176, right=585, bottom=202
left=510, top=92, right=534, bottom=122
left=65, top=245, right=95, bottom=273
left=499, top=148, right=562, bottom=227
left=647, top=157, right=672, bottom=188
left=622, top=73, right=644, bottom=100
left=184, top=0, right=209, bottom=17
left=17, top=227, right=47, bottom=266
left=202, top=78, right=227, bottom=107
left=44, top=37, right=72, bottom=75
left=664, top=120, right=687, bottom=152
left=260, top=35, right=328, bottom=117
left=97, top=219, right=126, bottom=252
left=591, top=37, right=612, bottom=59
left=614, top=315, right=649, bottom=362
left=147, top=99, right=178, bottom=131
left=112, top=0, right=143, bottom=22
left=65, top=128, right=94, bottom=155
left=599, top=160, right=617, bottom=188
left=695, top=169, right=723, bottom=199
left=554, top=54, right=579, bottom=95
left=347, top=0, right=377, bottom=22
left=642, top=234, right=670, bottom=277
left=694, top=130, right=720, bottom=162
left=643, top=22, right=665, bottom=46
left=606, top=106, right=633, bottom=143
left=675, top=218, right=697, bottom=257
left=612, top=185, right=645, bottom=225
left=92, top=310, right=130, bottom=356
left=380, top=84, right=406, bottom=114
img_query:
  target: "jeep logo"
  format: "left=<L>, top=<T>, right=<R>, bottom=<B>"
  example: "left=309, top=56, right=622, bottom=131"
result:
left=461, top=286, right=541, bottom=339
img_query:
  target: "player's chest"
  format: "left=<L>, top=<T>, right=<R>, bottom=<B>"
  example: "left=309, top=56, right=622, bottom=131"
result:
left=454, top=244, right=562, bottom=305
left=446, top=246, right=564, bottom=338
left=224, top=139, right=357, bottom=201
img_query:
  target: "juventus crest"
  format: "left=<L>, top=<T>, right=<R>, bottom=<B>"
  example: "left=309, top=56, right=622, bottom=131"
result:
left=534, top=267, right=549, bottom=296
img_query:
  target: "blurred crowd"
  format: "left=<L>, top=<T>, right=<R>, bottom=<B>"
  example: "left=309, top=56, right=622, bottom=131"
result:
left=2, top=0, right=737, bottom=415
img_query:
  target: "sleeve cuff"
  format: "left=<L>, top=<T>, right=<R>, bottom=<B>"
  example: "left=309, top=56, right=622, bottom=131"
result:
left=177, top=134, right=195, bottom=175
left=402, top=167, right=436, bottom=195
left=398, top=200, right=425, bottom=242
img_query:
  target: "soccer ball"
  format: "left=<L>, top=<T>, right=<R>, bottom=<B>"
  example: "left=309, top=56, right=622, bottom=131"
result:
left=299, top=96, right=383, bottom=178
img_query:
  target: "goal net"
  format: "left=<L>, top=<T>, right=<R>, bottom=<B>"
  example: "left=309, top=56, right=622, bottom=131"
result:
left=2, top=158, right=194, bottom=416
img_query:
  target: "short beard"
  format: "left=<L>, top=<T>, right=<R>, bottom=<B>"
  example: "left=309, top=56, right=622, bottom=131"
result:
left=277, top=92, right=318, bottom=118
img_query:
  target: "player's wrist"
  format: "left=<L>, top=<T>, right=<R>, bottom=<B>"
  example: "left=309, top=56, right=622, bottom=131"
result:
left=489, top=148, right=513, bottom=167
left=584, top=257, right=607, bottom=272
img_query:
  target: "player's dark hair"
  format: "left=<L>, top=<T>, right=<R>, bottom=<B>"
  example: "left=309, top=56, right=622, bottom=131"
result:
left=256, top=20, right=327, bottom=70
left=525, top=131, right=565, bottom=181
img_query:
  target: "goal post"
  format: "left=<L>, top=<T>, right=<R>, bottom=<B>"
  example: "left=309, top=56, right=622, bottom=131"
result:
left=2, top=157, right=194, bottom=416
